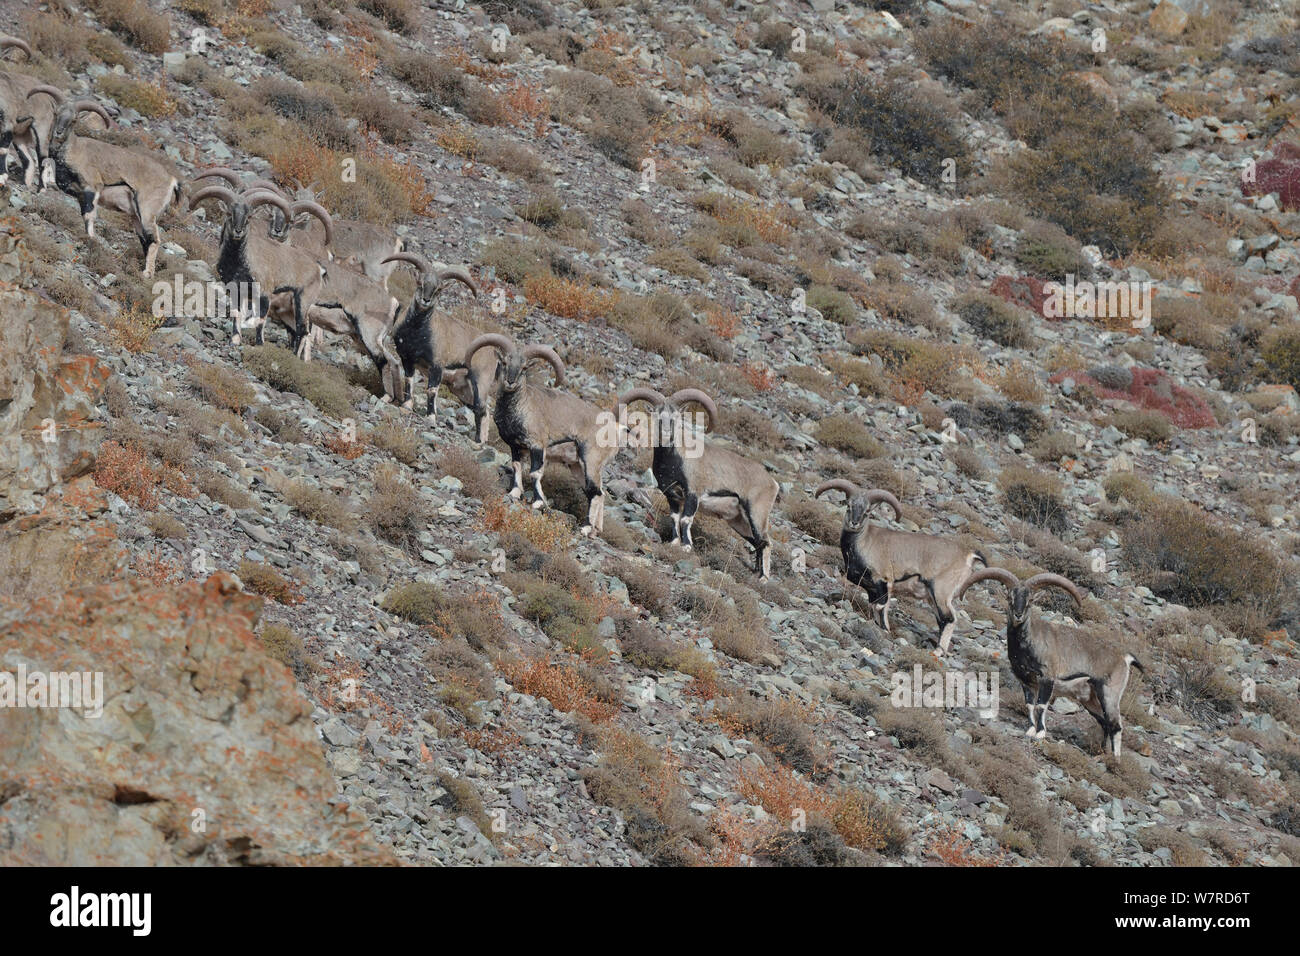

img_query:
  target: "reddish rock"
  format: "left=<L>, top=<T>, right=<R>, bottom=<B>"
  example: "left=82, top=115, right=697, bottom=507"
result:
left=1243, top=140, right=1300, bottom=212
left=1149, top=0, right=1189, bottom=37
left=0, top=573, right=398, bottom=865
left=991, top=275, right=1052, bottom=318
left=1050, top=367, right=1216, bottom=429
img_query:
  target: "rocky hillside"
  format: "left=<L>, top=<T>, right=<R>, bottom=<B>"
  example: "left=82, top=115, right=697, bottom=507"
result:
left=1, top=0, right=1299, bottom=867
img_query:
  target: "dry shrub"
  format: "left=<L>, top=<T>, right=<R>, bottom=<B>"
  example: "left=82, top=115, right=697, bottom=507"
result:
left=145, top=513, right=187, bottom=539
left=918, top=20, right=1171, bottom=256
left=237, top=560, right=303, bottom=605
left=611, top=558, right=671, bottom=616
left=802, top=71, right=968, bottom=187
left=438, top=446, right=500, bottom=501
left=825, top=354, right=888, bottom=397
left=281, top=479, right=355, bottom=531
left=194, top=470, right=255, bottom=510
left=522, top=274, right=615, bottom=321
left=106, top=305, right=164, bottom=354
left=382, top=581, right=448, bottom=624
left=1122, top=497, right=1291, bottom=639
left=242, top=345, right=357, bottom=419
left=94, top=440, right=192, bottom=508
left=547, top=67, right=653, bottom=169
left=737, top=764, right=908, bottom=857
left=787, top=498, right=842, bottom=546
left=816, top=414, right=884, bottom=460
left=720, top=696, right=819, bottom=773
left=366, top=463, right=429, bottom=549
left=501, top=656, right=618, bottom=723
left=357, top=0, right=418, bottom=34
left=85, top=0, right=171, bottom=55
left=98, top=74, right=177, bottom=118
left=1107, top=409, right=1173, bottom=444
left=582, top=723, right=704, bottom=865
left=999, top=463, right=1068, bottom=534
left=954, top=291, right=1033, bottom=348
left=479, top=498, right=571, bottom=553
left=995, top=361, right=1045, bottom=404
left=693, top=191, right=793, bottom=246
left=190, top=360, right=256, bottom=413
left=259, top=623, right=316, bottom=680
left=370, top=418, right=422, bottom=466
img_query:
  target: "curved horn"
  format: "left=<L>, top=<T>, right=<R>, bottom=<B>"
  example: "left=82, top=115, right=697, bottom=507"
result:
left=522, top=344, right=565, bottom=386
left=619, top=387, right=667, bottom=408
left=669, top=388, right=717, bottom=431
left=864, top=489, right=903, bottom=521
left=26, top=84, right=65, bottom=105
left=290, top=201, right=332, bottom=247
left=244, top=178, right=286, bottom=196
left=436, top=265, right=479, bottom=297
left=72, top=100, right=114, bottom=126
left=955, top=567, right=1021, bottom=602
left=464, top=333, right=515, bottom=367
left=188, top=184, right=238, bottom=211
left=2, top=38, right=32, bottom=60
left=381, top=251, right=431, bottom=274
left=193, top=167, right=241, bottom=187
left=246, top=190, right=293, bottom=219
left=1024, top=573, right=1085, bottom=606
left=814, top=478, right=861, bottom=500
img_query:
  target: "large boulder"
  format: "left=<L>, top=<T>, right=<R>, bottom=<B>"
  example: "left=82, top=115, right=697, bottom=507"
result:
left=0, top=249, right=111, bottom=520
left=0, top=573, right=397, bottom=865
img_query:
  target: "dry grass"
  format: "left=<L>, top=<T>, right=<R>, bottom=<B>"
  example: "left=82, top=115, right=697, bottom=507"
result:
left=281, top=479, right=356, bottom=531
left=522, top=274, right=616, bottom=321
left=582, top=723, right=705, bottom=865
left=94, top=440, right=193, bottom=509
left=106, top=305, right=165, bottom=354
left=238, top=560, right=304, bottom=605
left=479, top=498, right=572, bottom=553
left=86, top=0, right=172, bottom=55
left=501, top=656, right=618, bottom=723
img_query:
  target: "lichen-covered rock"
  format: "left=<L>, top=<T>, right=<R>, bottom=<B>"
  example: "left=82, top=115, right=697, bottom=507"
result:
left=0, top=573, right=397, bottom=866
left=0, top=277, right=110, bottom=520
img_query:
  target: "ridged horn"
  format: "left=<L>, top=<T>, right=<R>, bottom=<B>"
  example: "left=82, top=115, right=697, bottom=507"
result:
left=290, top=201, right=332, bottom=247
left=26, top=84, right=65, bottom=105
left=2, top=37, right=33, bottom=60
left=814, top=479, right=861, bottom=499
left=464, top=333, right=515, bottom=367
left=244, top=179, right=285, bottom=196
left=1024, top=573, right=1085, bottom=606
left=189, top=184, right=238, bottom=211
left=245, top=190, right=292, bottom=219
left=864, top=489, right=903, bottom=521
left=619, top=387, right=668, bottom=408
left=381, top=251, right=431, bottom=274
left=669, top=388, right=716, bottom=431
left=522, top=344, right=565, bottom=386
left=71, top=100, right=113, bottom=126
left=193, top=167, right=241, bottom=187
left=955, top=567, right=1020, bottom=601
left=436, top=265, right=478, bottom=296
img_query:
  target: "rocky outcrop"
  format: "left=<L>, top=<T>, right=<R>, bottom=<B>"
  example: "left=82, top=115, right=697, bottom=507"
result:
left=0, top=227, right=111, bottom=520
left=0, top=573, right=396, bottom=865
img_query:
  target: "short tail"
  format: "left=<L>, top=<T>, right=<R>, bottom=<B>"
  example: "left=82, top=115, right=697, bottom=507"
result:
left=971, top=551, right=987, bottom=568
left=1125, top=654, right=1145, bottom=673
